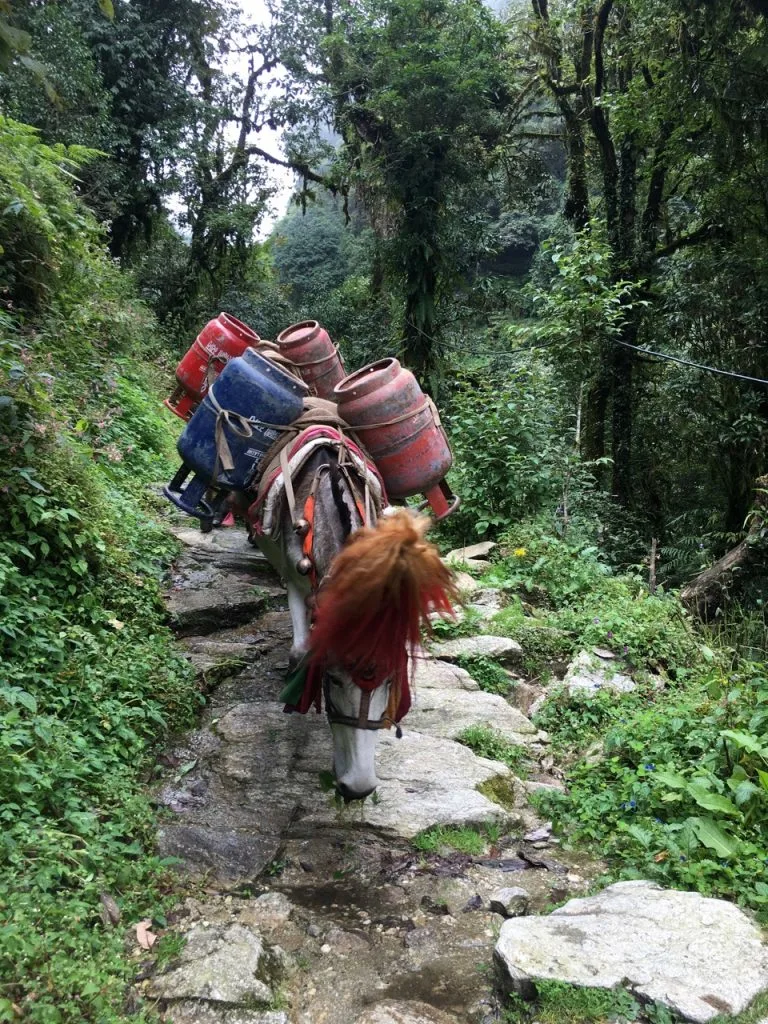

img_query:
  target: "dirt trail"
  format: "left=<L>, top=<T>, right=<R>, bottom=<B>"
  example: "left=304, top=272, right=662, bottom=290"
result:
left=138, top=524, right=600, bottom=1024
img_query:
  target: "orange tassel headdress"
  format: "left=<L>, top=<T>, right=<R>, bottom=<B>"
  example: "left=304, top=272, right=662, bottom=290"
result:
left=306, top=509, right=458, bottom=721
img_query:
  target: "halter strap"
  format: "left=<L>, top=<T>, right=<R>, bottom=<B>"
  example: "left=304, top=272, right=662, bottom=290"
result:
left=323, top=676, right=402, bottom=736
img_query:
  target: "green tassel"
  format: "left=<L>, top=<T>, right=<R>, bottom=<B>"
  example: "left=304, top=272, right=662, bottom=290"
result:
left=280, top=653, right=310, bottom=705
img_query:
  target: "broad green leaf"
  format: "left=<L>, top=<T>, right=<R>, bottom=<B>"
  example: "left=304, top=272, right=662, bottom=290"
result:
left=757, top=770, right=768, bottom=794
left=687, top=783, right=740, bottom=817
left=720, top=729, right=766, bottom=755
left=98, top=0, right=115, bottom=18
left=15, top=690, right=37, bottom=713
left=654, top=770, right=687, bottom=790
left=689, top=817, right=739, bottom=858
left=730, top=779, right=762, bottom=806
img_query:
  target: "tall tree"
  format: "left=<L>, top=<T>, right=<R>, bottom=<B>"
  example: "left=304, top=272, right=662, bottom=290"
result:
left=275, top=0, right=515, bottom=384
left=526, top=0, right=768, bottom=507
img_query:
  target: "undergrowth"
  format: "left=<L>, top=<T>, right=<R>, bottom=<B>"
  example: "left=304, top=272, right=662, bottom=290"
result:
left=456, top=655, right=512, bottom=695
left=0, top=119, right=196, bottom=1022
left=476, top=518, right=768, bottom=916
left=413, top=823, right=500, bottom=856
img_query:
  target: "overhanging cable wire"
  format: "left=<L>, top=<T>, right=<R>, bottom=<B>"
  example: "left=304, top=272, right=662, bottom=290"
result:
left=612, top=338, right=768, bottom=387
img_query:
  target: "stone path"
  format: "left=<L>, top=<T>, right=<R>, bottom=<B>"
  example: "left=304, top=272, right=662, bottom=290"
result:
left=138, top=524, right=768, bottom=1024
left=139, top=524, right=592, bottom=1024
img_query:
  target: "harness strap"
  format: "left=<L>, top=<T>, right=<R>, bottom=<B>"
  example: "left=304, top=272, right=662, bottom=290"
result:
left=207, top=385, right=254, bottom=479
left=280, top=443, right=298, bottom=525
left=322, top=676, right=403, bottom=735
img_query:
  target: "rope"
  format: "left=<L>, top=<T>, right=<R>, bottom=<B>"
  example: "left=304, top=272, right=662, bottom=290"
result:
left=292, top=344, right=343, bottom=368
left=349, top=399, right=431, bottom=432
left=611, top=339, right=768, bottom=387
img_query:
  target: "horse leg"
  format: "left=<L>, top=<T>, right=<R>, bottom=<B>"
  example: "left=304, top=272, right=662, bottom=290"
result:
left=286, top=577, right=311, bottom=669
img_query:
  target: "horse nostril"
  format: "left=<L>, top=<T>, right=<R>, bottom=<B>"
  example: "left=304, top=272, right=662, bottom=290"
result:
left=335, top=782, right=375, bottom=803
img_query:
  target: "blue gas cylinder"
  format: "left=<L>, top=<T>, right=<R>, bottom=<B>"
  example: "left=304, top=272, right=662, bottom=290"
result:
left=164, top=349, right=308, bottom=521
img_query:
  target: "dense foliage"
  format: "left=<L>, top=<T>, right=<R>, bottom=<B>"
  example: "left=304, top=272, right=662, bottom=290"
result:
left=470, top=522, right=768, bottom=917
left=0, top=116, right=197, bottom=1022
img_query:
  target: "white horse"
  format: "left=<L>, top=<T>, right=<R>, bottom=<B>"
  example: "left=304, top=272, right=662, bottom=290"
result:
left=242, top=430, right=456, bottom=801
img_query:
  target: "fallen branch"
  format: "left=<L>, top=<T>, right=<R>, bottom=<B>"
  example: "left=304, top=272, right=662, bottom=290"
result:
left=680, top=475, right=768, bottom=616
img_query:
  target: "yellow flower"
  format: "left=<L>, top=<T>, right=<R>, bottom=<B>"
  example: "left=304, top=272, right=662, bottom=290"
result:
left=514, top=547, right=527, bottom=558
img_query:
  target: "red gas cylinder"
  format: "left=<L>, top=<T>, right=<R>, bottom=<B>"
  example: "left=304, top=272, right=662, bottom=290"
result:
left=276, top=320, right=345, bottom=400
left=333, top=358, right=459, bottom=520
left=165, top=313, right=260, bottom=420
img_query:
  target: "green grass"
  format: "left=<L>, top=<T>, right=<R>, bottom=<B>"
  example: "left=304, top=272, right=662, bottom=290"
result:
left=412, top=824, right=500, bottom=856
left=457, top=724, right=528, bottom=776
left=501, top=981, right=768, bottom=1024
left=0, top=196, right=201, bottom=1019
left=501, top=980, right=647, bottom=1024
left=456, top=655, right=514, bottom=695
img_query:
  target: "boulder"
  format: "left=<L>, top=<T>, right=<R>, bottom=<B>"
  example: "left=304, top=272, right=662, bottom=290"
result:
left=563, top=650, right=635, bottom=695
left=412, top=658, right=480, bottom=691
left=167, top=583, right=283, bottom=637
left=303, top=730, right=518, bottom=839
left=452, top=570, right=480, bottom=595
left=445, top=541, right=497, bottom=565
left=466, top=589, right=506, bottom=622
left=148, top=923, right=273, bottom=1005
left=489, top=887, right=530, bottom=918
left=495, top=880, right=768, bottom=1023
left=430, top=635, right=522, bottom=667
left=408, top=686, right=539, bottom=746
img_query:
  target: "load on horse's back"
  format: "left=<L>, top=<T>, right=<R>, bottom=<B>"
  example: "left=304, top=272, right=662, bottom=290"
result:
left=162, top=316, right=460, bottom=799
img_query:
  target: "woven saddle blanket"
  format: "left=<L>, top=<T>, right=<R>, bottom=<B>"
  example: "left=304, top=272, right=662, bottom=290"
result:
left=247, top=405, right=387, bottom=538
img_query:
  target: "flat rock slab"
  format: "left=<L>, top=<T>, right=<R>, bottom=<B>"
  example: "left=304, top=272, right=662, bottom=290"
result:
left=445, top=541, right=497, bottom=564
left=148, top=923, right=273, bottom=1004
left=409, top=686, right=539, bottom=745
left=412, top=658, right=480, bottom=691
left=430, top=635, right=522, bottom=666
left=495, top=880, right=768, bottom=1023
left=563, top=650, right=635, bottom=695
left=172, top=525, right=265, bottom=560
left=167, top=582, right=284, bottom=636
left=354, top=1002, right=460, bottom=1024
left=301, top=730, right=518, bottom=839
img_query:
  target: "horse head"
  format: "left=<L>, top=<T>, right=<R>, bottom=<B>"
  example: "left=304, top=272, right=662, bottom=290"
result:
left=249, top=434, right=456, bottom=801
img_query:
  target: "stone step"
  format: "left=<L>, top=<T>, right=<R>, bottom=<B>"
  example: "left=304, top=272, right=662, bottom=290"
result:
left=166, top=581, right=285, bottom=637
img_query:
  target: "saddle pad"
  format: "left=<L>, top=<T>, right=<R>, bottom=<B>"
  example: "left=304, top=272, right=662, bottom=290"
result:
left=248, top=425, right=386, bottom=537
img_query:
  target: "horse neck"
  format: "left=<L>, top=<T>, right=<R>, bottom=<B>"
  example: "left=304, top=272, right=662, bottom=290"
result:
left=295, top=447, right=369, bottom=582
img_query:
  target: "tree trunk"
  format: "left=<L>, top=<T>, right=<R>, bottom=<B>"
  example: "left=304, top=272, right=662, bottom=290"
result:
left=681, top=475, right=768, bottom=616
left=610, top=331, right=634, bottom=504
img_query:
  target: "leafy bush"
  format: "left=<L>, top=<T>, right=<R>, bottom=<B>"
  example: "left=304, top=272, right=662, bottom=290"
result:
left=440, top=362, right=567, bottom=542
left=485, top=522, right=702, bottom=674
left=535, top=661, right=768, bottom=915
left=455, top=655, right=512, bottom=696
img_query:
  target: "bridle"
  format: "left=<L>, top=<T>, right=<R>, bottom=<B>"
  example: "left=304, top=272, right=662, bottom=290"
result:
left=323, top=674, right=403, bottom=738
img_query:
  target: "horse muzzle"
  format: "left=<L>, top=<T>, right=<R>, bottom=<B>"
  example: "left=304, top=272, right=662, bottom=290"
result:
left=335, top=780, right=376, bottom=803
